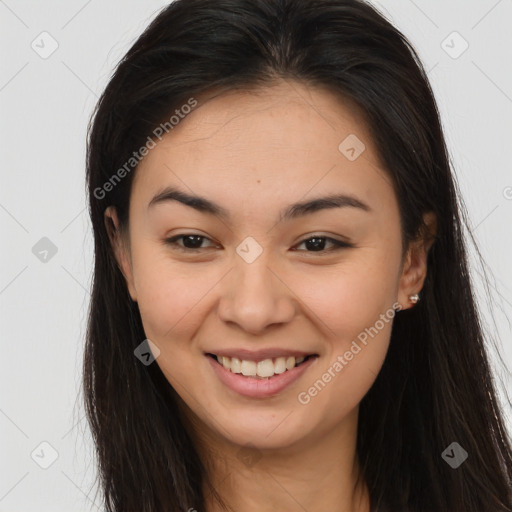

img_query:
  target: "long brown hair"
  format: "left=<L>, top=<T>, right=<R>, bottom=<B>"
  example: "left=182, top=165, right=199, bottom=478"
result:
left=83, top=0, right=512, bottom=510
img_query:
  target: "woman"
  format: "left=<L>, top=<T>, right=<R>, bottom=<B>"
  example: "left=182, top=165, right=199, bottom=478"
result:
left=83, top=0, right=512, bottom=510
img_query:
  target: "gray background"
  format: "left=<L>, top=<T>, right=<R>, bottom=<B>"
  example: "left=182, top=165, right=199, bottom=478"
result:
left=1, top=1, right=511, bottom=510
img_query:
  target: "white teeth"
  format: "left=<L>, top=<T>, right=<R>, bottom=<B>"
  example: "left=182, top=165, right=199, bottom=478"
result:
left=230, top=357, right=241, bottom=374
left=213, top=354, right=311, bottom=378
left=274, top=357, right=287, bottom=374
left=241, top=360, right=257, bottom=376
left=285, top=356, right=295, bottom=370
left=257, top=359, right=275, bottom=378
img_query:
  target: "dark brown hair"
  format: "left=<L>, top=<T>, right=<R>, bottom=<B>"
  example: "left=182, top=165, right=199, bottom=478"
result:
left=83, top=0, right=512, bottom=510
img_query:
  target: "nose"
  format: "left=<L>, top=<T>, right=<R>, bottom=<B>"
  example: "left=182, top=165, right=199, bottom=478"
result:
left=217, top=255, right=296, bottom=335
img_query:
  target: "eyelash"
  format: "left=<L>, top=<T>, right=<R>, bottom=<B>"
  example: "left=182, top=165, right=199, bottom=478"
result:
left=164, top=234, right=353, bottom=254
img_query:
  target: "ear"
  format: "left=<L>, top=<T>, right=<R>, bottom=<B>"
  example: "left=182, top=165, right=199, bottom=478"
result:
left=104, top=206, right=137, bottom=302
left=397, top=211, right=437, bottom=310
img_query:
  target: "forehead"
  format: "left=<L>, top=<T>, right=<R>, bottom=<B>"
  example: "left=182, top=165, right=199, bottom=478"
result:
left=130, top=81, right=394, bottom=218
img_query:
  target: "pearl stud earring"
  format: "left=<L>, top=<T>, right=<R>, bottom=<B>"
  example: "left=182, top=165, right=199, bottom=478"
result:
left=409, top=293, right=420, bottom=304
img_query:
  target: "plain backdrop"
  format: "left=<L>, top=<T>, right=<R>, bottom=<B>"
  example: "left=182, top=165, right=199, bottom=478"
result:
left=1, top=1, right=511, bottom=510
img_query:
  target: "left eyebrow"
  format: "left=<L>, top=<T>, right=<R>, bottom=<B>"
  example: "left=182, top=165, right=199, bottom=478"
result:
left=147, top=185, right=372, bottom=222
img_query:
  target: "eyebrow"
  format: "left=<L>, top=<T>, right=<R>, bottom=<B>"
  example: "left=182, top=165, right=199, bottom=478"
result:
left=148, top=185, right=371, bottom=222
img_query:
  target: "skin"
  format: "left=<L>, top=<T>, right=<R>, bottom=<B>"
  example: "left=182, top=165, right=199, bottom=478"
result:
left=106, top=80, right=436, bottom=512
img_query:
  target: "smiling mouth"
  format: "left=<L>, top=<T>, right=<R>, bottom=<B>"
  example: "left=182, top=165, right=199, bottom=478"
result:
left=206, top=353, right=318, bottom=379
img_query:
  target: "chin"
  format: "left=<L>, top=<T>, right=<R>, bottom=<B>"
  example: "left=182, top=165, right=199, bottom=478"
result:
left=214, top=410, right=312, bottom=452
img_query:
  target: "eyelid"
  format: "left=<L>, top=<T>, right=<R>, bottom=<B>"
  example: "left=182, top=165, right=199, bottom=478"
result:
left=292, top=235, right=353, bottom=254
left=164, top=233, right=353, bottom=253
left=164, top=233, right=218, bottom=251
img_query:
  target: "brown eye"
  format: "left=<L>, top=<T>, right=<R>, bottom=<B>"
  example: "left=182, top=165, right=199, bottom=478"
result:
left=165, top=234, right=216, bottom=251
left=293, top=236, right=353, bottom=253
left=164, top=234, right=353, bottom=254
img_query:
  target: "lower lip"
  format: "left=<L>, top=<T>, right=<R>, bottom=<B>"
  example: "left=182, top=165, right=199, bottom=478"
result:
left=206, top=355, right=318, bottom=398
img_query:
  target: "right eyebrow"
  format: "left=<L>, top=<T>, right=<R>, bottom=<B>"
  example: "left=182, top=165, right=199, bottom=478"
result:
left=148, top=185, right=372, bottom=222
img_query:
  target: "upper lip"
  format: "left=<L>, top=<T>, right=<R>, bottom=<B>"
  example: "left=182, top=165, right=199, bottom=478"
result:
left=205, top=348, right=317, bottom=361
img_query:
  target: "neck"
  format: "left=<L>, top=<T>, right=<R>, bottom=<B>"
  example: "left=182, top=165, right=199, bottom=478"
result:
left=187, top=405, right=371, bottom=512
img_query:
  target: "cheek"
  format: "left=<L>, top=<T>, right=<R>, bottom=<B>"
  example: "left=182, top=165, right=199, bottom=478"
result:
left=290, top=251, right=399, bottom=406
left=296, top=253, right=400, bottom=341
left=296, top=279, right=395, bottom=420
left=131, top=246, right=208, bottom=341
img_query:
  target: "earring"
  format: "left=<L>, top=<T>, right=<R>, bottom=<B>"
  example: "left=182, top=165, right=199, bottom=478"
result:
left=409, top=293, right=420, bottom=304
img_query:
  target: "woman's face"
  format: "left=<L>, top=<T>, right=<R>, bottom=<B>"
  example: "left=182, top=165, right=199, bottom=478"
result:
left=108, top=81, right=426, bottom=452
